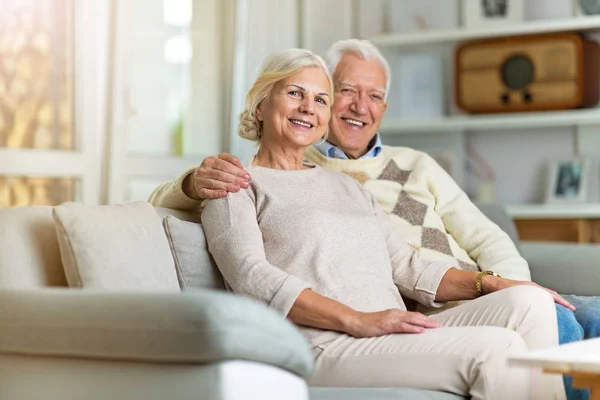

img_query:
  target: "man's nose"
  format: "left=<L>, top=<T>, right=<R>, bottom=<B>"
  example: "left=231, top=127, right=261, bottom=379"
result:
left=349, top=93, right=368, bottom=115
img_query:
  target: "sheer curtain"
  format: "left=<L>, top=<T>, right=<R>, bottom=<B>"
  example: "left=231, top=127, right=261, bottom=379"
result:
left=226, top=0, right=299, bottom=164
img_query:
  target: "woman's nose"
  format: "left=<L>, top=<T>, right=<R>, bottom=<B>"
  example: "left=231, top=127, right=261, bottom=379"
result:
left=299, top=97, right=315, bottom=114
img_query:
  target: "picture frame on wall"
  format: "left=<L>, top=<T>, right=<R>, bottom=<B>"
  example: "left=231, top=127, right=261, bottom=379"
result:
left=462, top=0, right=524, bottom=29
left=545, top=157, right=592, bottom=203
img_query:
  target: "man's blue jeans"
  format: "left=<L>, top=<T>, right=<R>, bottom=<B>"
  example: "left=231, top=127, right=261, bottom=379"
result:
left=555, top=295, right=600, bottom=400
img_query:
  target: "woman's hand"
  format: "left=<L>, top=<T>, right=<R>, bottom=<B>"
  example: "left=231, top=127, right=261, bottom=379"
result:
left=345, top=309, right=443, bottom=338
left=183, top=153, right=251, bottom=200
left=483, top=275, right=576, bottom=311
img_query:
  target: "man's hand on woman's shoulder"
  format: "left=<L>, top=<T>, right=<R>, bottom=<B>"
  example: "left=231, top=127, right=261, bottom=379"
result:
left=184, top=153, right=251, bottom=200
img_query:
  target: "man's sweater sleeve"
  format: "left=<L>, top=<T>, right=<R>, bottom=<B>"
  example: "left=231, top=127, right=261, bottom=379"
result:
left=423, top=155, right=531, bottom=281
left=201, top=189, right=311, bottom=317
left=147, top=167, right=202, bottom=212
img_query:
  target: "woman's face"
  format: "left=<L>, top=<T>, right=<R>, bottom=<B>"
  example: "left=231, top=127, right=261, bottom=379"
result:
left=257, top=66, right=331, bottom=149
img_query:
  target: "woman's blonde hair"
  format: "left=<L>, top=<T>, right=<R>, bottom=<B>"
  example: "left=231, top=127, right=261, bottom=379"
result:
left=238, top=48, right=333, bottom=141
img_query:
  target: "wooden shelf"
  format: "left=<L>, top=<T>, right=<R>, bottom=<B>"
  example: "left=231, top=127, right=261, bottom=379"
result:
left=369, top=15, right=600, bottom=47
left=379, top=109, right=600, bottom=134
left=506, top=203, right=600, bottom=219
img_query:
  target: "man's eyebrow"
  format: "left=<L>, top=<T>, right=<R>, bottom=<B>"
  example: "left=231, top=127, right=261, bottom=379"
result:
left=287, top=84, right=329, bottom=97
left=338, top=81, right=386, bottom=94
left=338, top=81, right=356, bottom=87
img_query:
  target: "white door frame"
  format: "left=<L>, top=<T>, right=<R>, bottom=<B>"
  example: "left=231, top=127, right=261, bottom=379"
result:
left=0, top=0, right=107, bottom=206
left=106, top=0, right=212, bottom=204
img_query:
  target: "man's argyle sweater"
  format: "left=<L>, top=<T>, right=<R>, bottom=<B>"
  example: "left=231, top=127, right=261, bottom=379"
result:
left=304, top=145, right=531, bottom=282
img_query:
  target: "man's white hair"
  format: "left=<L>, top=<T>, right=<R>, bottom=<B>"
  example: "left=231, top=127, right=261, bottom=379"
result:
left=323, top=39, right=391, bottom=101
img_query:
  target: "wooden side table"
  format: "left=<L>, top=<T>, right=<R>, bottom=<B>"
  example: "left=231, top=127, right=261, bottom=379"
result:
left=510, top=337, right=600, bottom=399
left=506, top=204, right=600, bottom=244
left=514, top=219, right=599, bottom=243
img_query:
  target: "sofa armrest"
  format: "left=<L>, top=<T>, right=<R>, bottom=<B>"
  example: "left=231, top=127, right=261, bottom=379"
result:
left=521, top=242, right=600, bottom=296
left=0, top=288, right=313, bottom=377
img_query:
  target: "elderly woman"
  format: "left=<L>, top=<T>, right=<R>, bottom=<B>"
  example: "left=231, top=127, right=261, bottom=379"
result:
left=200, top=48, right=565, bottom=400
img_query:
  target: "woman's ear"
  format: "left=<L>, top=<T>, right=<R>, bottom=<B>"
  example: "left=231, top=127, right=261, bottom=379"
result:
left=256, top=104, right=264, bottom=122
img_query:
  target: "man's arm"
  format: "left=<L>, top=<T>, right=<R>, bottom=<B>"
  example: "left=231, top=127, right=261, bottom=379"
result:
left=147, top=153, right=250, bottom=211
left=424, top=155, right=531, bottom=281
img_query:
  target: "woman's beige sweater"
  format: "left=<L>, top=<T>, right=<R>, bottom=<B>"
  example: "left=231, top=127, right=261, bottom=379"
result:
left=201, top=165, right=453, bottom=348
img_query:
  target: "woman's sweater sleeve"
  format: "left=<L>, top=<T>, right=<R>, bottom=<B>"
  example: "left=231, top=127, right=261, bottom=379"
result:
left=201, top=189, right=311, bottom=317
left=369, top=195, right=453, bottom=308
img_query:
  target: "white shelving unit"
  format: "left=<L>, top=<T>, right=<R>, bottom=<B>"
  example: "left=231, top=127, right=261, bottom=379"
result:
left=369, top=15, right=600, bottom=47
left=506, top=203, right=600, bottom=219
left=373, top=15, right=600, bottom=135
left=371, top=15, right=600, bottom=213
left=380, top=109, right=600, bottom=135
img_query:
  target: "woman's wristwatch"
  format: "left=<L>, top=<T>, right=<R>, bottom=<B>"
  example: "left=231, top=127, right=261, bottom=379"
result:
left=475, top=270, right=501, bottom=297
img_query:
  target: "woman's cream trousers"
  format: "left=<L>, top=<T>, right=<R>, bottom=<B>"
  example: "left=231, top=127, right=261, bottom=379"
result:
left=309, top=286, right=565, bottom=400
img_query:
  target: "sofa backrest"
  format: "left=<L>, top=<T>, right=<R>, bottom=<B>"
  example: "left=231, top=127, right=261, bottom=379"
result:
left=0, top=206, right=68, bottom=288
left=0, top=205, right=223, bottom=291
left=476, top=203, right=521, bottom=250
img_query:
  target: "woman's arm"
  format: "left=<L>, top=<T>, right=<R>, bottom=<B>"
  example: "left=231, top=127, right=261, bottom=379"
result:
left=434, top=268, right=480, bottom=301
left=202, top=188, right=442, bottom=336
left=289, top=289, right=442, bottom=337
left=202, top=190, right=310, bottom=316
left=434, top=268, right=576, bottom=311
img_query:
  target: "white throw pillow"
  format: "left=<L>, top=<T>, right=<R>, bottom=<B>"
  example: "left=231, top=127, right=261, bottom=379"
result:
left=162, top=215, right=225, bottom=290
left=53, top=201, right=180, bottom=291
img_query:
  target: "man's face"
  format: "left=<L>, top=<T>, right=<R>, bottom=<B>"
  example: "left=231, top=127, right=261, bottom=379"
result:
left=328, top=53, right=388, bottom=159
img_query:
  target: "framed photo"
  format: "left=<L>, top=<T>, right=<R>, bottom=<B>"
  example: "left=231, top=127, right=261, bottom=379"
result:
left=462, top=0, right=524, bottom=29
left=545, top=158, right=592, bottom=203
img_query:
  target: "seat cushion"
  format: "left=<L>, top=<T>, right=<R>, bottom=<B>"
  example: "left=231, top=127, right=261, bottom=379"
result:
left=162, top=215, right=225, bottom=290
left=0, top=288, right=314, bottom=377
left=310, top=387, right=464, bottom=400
left=53, top=201, right=179, bottom=291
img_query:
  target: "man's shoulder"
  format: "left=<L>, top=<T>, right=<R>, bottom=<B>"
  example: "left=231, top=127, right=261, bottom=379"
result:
left=381, top=145, right=434, bottom=166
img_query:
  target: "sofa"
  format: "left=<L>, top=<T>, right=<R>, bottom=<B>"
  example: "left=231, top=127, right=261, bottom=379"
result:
left=0, top=202, right=598, bottom=400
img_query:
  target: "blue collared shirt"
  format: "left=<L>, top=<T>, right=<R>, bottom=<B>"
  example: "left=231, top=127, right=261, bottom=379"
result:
left=313, top=134, right=383, bottom=160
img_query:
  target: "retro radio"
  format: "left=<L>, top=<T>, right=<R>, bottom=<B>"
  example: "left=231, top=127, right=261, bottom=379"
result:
left=454, top=33, right=600, bottom=113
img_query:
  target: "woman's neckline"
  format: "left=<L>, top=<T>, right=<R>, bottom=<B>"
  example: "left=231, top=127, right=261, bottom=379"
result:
left=251, top=154, right=315, bottom=171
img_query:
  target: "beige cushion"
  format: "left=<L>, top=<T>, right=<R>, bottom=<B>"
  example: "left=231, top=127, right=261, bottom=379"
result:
left=0, top=206, right=68, bottom=288
left=162, top=215, right=225, bottom=290
left=53, top=201, right=179, bottom=291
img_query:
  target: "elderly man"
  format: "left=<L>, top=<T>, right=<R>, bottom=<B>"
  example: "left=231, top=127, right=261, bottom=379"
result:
left=149, top=39, right=598, bottom=399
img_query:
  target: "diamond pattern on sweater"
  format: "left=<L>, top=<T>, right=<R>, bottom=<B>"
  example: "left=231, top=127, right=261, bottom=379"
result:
left=342, top=171, right=371, bottom=185
left=378, top=160, right=412, bottom=185
left=392, top=191, right=427, bottom=226
left=421, top=227, right=453, bottom=256
left=458, top=259, right=480, bottom=272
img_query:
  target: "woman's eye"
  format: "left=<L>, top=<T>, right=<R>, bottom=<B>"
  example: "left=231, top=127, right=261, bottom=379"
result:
left=289, top=90, right=300, bottom=96
left=316, top=97, right=326, bottom=105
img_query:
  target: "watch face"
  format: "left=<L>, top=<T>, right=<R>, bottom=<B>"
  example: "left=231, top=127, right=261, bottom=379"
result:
left=579, top=0, right=600, bottom=15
